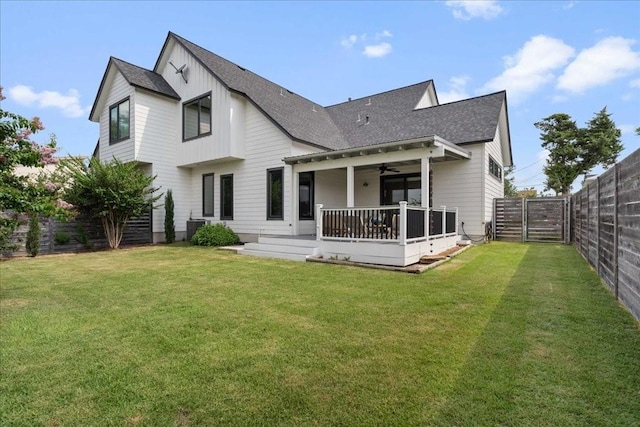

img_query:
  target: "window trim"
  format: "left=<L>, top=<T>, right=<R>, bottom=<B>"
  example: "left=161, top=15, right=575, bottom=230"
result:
left=489, top=155, right=503, bottom=182
left=267, top=167, right=284, bottom=220
left=220, top=174, right=234, bottom=220
left=298, top=171, right=315, bottom=220
left=108, top=97, right=130, bottom=144
left=380, top=172, right=432, bottom=207
left=182, top=92, right=212, bottom=142
left=202, top=173, right=215, bottom=217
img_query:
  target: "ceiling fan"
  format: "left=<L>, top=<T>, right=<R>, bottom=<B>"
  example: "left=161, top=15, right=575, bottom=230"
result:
left=379, top=163, right=400, bottom=174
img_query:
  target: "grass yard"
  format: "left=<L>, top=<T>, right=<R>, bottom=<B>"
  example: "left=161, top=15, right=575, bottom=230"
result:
left=1, top=242, right=639, bottom=426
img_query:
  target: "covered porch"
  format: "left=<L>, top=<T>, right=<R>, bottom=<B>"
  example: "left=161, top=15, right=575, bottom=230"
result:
left=279, top=135, right=470, bottom=266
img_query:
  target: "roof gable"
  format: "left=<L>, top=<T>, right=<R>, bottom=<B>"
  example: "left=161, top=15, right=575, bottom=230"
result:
left=89, top=57, right=179, bottom=121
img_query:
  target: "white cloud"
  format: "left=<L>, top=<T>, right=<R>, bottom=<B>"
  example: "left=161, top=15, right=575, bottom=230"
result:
left=630, top=78, right=640, bottom=88
left=480, top=35, right=575, bottom=104
left=8, top=85, right=88, bottom=118
left=363, top=42, right=392, bottom=58
left=563, top=1, right=576, bottom=10
left=445, top=0, right=504, bottom=20
left=340, top=35, right=358, bottom=49
left=557, top=37, right=640, bottom=94
left=438, top=75, right=471, bottom=104
left=375, top=30, right=393, bottom=40
left=341, top=31, right=393, bottom=58
left=618, top=124, right=636, bottom=135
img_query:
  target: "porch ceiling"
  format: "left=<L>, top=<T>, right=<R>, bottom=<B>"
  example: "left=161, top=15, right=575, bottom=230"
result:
left=284, top=135, right=470, bottom=171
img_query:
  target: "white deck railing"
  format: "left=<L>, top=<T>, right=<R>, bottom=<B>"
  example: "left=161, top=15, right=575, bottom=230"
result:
left=316, top=202, right=458, bottom=246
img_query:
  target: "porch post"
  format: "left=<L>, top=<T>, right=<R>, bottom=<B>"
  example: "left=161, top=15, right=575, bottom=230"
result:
left=316, top=204, right=323, bottom=241
left=292, top=170, right=299, bottom=235
left=399, top=201, right=407, bottom=246
left=421, top=157, right=430, bottom=239
left=441, top=205, right=446, bottom=236
left=346, top=166, right=355, bottom=207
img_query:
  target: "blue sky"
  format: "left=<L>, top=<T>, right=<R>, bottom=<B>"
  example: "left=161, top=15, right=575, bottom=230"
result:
left=1, top=1, right=639, bottom=194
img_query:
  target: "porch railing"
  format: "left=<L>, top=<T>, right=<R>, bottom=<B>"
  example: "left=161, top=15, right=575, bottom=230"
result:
left=316, top=202, right=458, bottom=246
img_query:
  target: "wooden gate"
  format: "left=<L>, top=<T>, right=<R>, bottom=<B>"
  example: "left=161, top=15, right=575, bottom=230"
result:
left=493, top=197, right=569, bottom=243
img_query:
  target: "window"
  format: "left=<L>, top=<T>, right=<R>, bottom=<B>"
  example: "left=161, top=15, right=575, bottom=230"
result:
left=267, top=168, right=284, bottom=220
left=299, top=172, right=314, bottom=220
left=183, top=93, right=212, bottom=141
left=109, top=98, right=130, bottom=143
left=202, top=173, right=214, bottom=217
left=381, top=173, right=432, bottom=207
left=489, top=156, right=503, bottom=181
left=220, top=174, right=233, bottom=220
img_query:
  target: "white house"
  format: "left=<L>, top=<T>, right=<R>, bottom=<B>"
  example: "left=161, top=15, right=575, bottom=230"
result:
left=89, top=32, right=512, bottom=266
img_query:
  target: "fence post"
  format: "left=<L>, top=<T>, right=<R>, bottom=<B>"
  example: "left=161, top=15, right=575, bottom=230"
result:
left=613, top=165, right=619, bottom=300
left=522, top=198, right=526, bottom=242
left=596, top=177, right=601, bottom=275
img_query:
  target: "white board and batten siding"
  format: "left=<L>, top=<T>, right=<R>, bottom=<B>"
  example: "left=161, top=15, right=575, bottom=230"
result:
left=484, top=126, right=506, bottom=224
left=189, top=101, right=304, bottom=237
left=99, top=73, right=135, bottom=163
left=158, top=41, right=245, bottom=167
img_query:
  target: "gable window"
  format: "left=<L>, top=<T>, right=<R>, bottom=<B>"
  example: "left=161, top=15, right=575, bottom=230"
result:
left=220, top=174, right=233, bottom=220
left=267, top=168, right=284, bottom=220
left=183, top=93, right=212, bottom=141
left=299, top=172, right=314, bottom=220
left=489, top=156, right=503, bottom=181
left=109, top=98, right=130, bottom=144
left=203, top=173, right=214, bottom=217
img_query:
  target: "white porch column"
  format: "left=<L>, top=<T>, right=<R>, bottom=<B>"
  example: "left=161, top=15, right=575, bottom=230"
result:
left=316, top=204, right=323, bottom=241
left=421, top=157, right=430, bottom=238
left=399, top=201, right=407, bottom=246
left=292, top=169, right=299, bottom=235
left=346, top=166, right=355, bottom=208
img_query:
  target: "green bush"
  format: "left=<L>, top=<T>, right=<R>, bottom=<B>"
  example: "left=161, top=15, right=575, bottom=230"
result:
left=26, top=214, right=40, bottom=257
left=164, top=189, right=175, bottom=243
left=191, top=223, right=239, bottom=247
left=54, top=230, right=71, bottom=245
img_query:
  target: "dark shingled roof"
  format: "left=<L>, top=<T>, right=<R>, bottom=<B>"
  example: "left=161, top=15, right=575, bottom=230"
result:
left=326, top=86, right=506, bottom=148
left=168, top=33, right=349, bottom=150
left=111, top=57, right=180, bottom=100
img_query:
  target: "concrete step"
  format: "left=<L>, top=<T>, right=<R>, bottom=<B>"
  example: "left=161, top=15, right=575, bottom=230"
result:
left=258, top=236, right=319, bottom=248
left=243, top=242, right=319, bottom=256
left=241, top=249, right=311, bottom=262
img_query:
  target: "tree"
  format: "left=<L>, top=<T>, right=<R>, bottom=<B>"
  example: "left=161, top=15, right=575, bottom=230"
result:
left=0, top=87, right=69, bottom=252
left=535, top=108, right=623, bottom=196
left=25, top=213, right=40, bottom=257
left=164, top=189, right=175, bottom=243
left=503, top=166, right=518, bottom=197
left=62, top=157, right=162, bottom=249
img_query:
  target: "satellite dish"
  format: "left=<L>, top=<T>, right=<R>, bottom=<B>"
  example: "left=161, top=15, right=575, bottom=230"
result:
left=169, top=61, right=188, bottom=84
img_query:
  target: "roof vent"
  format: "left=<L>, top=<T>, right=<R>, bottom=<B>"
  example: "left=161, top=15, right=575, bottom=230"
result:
left=366, top=98, right=371, bottom=106
left=356, top=113, right=361, bottom=123
left=365, top=115, right=370, bottom=125
left=280, top=88, right=284, bottom=97
left=312, top=105, right=317, bottom=112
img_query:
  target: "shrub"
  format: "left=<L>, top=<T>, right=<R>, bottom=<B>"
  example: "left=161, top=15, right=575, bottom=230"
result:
left=54, top=230, right=71, bottom=245
left=164, top=189, right=175, bottom=243
left=191, top=223, right=239, bottom=247
left=26, top=214, right=40, bottom=257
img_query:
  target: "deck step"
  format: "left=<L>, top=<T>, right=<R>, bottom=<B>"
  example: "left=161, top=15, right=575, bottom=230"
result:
left=240, top=237, right=319, bottom=262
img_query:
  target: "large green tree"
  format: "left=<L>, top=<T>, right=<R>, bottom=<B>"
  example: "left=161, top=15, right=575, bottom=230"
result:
left=62, top=157, right=162, bottom=249
left=535, top=107, right=623, bottom=196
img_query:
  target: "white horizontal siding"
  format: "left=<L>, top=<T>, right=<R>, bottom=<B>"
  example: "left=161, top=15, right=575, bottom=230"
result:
left=98, top=72, right=135, bottom=162
left=187, top=102, right=296, bottom=236
left=432, top=144, right=484, bottom=237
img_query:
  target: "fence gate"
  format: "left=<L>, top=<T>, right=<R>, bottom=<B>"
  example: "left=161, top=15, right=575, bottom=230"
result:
left=494, top=197, right=569, bottom=243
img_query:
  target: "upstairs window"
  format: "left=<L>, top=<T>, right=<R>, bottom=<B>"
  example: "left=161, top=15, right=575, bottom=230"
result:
left=109, top=98, right=130, bottom=144
left=489, top=156, right=503, bottom=181
left=183, top=93, right=212, bottom=141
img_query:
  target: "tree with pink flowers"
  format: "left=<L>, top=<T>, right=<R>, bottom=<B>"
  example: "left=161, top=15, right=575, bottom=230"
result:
left=0, top=86, right=69, bottom=251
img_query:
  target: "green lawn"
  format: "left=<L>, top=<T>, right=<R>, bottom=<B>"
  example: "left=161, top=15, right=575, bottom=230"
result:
left=1, top=242, right=639, bottom=426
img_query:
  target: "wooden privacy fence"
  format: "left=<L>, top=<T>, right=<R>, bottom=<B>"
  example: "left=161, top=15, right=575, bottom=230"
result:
left=2, top=211, right=152, bottom=257
left=493, top=197, right=569, bottom=243
left=572, top=148, right=640, bottom=322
